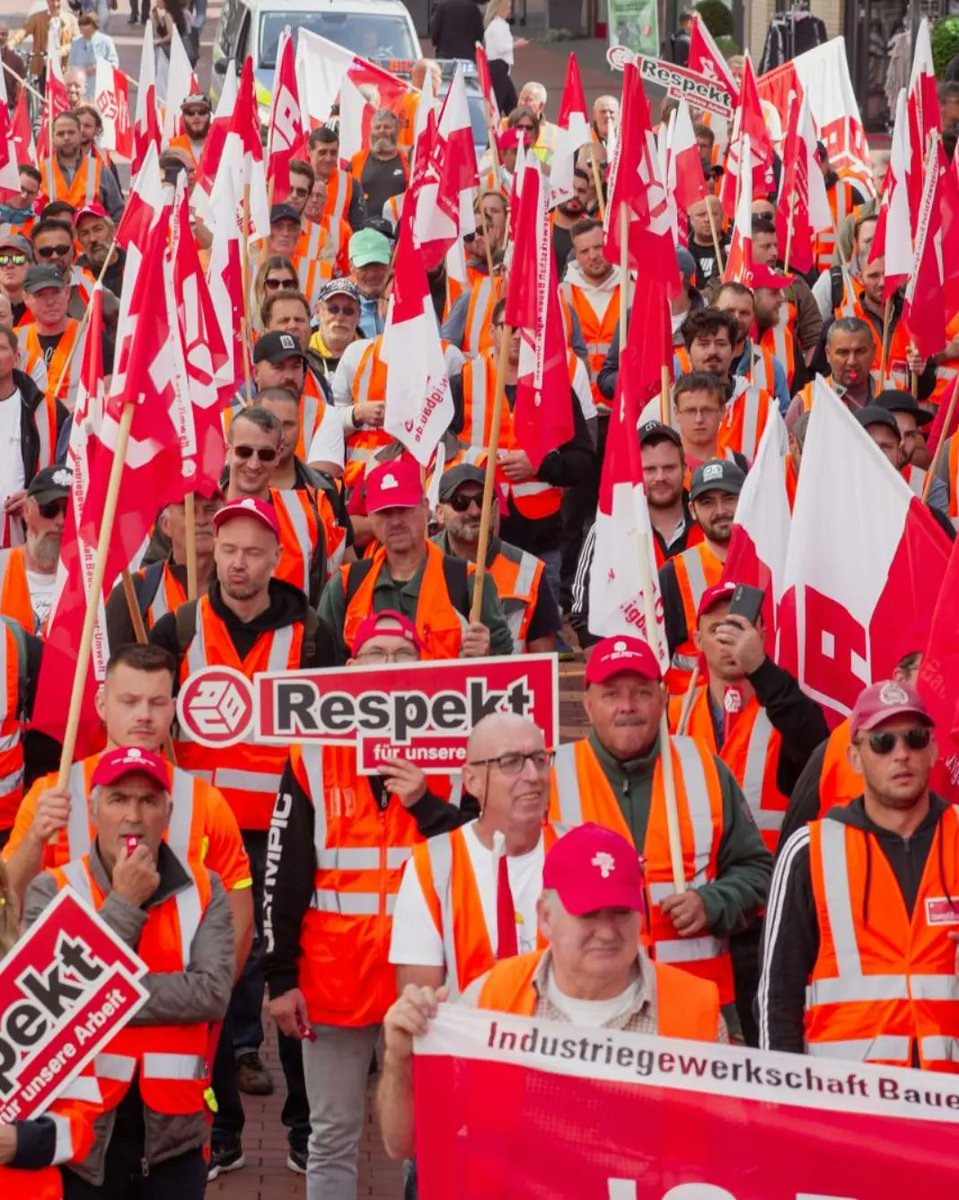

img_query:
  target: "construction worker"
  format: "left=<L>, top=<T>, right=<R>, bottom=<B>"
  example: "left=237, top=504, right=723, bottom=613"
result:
left=786, top=317, right=878, bottom=432
left=549, top=635, right=773, bottom=1011
left=319, top=455, right=513, bottom=661
left=309, top=126, right=367, bottom=232
left=19, top=265, right=87, bottom=412
left=759, top=680, right=959, bottom=1073
left=22, top=746, right=235, bottom=1195
left=349, top=110, right=410, bottom=221
left=378, top=823, right=725, bottom=1161
left=0, top=465, right=69, bottom=634
left=169, top=93, right=212, bottom=168
left=263, top=610, right=469, bottom=1200
left=39, top=110, right=124, bottom=221
left=660, top=459, right=744, bottom=696
left=434, top=463, right=561, bottom=654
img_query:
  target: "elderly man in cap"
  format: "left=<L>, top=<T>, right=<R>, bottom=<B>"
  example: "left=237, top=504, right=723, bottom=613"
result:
left=268, top=203, right=304, bottom=260
left=310, top=278, right=363, bottom=380
left=0, top=465, right=70, bottom=633
left=350, top=110, right=410, bottom=223
left=550, top=634, right=772, bottom=1022
left=23, top=746, right=235, bottom=1197
left=170, top=93, right=212, bottom=167
left=379, top=822, right=726, bottom=1159
left=75, top=203, right=125, bottom=295
left=434, top=463, right=561, bottom=654
left=759, top=681, right=959, bottom=1072
left=320, top=456, right=512, bottom=661
left=347, top=228, right=393, bottom=338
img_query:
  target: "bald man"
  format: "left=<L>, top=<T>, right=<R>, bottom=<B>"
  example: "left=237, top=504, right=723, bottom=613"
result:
left=390, top=713, right=558, bottom=999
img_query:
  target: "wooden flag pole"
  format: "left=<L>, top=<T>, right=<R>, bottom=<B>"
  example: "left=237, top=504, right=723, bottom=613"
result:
left=705, top=198, right=725, bottom=276
left=588, top=143, right=606, bottom=221
left=120, top=569, right=149, bottom=644
left=183, top=490, right=198, bottom=600
left=619, top=204, right=629, bottom=351
left=477, top=199, right=496, bottom=280
left=469, top=321, right=513, bottom=622
left=676, top=663, right=701, bottom=735
left=660, top=364, right=671, bottom=425
left=880, top=297, right=894, bottom=386
left=240, top=184, right=254, bottom=405
left=1, top=61, right=44, bottom=104
left=46, top=44, right=55, bottom=202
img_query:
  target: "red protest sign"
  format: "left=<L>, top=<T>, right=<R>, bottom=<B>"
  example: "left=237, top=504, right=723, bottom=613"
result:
left=606, top=49, right=734, bottom=117
left=414, top=1007, right=959, bottom=1198
left=0, top=889, right=148, bottom=1123
left=176, top=655, right=559, bottom=773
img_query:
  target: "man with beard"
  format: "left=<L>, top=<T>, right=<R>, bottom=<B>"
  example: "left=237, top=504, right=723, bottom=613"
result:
left=40, top=110, right=124, bottom=222
left=713, top=283, right=791, bottom=415
left=75, top=203, right=125, bottom=295
left=170, top=93, right=212, bottom=168
left=349, top=111, right=410, bottom=223
left=786, top=317, right=878, bottom=432
left=0, top=466, right=69, bottom=633
left=550, top=169, right=590, bottom=270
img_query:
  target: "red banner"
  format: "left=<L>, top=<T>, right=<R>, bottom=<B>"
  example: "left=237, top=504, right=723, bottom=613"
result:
left=414, top=1007, right=959, bottom=1197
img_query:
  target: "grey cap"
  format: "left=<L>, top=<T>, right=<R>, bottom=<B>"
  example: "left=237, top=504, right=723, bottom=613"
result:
left=854, top=405, right=901, bottom=437
left=24, top=264, right=67, bottom=293
left=438, top=464, right=485, bottom=502
left=317, top=277, right=361, bottom=306
left=689, top=458, right=746, bottom=500
left=0, top=233, right=31, bottom=256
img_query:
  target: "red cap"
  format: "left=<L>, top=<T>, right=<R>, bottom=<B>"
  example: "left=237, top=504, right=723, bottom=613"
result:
left=543, top=824, right=646, bottom=915
left=697, top=581, right=737, bottom=621
left=213, top=496, right=280, bottom=539
left=91, top=747, right=171, bottom=791
left=74, top=202, right=111, bottom=227
left=584, top=636, right=662, bottom=686
left=850, top=680, right=935, bottom=738
left=365, top=457, right=424, bottom=514
left=351, top=609, right=422, bottom=655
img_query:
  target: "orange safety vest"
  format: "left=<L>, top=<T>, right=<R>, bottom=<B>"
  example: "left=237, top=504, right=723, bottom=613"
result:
left=341, top=541, right=468, bottom=661
left=948, top=435, right=959, bottom=519
left=848, top=292, right=911, bottom=390
left=668, top=688, right=787, bottom=853
left=19, top=320, right=82, bottom=409
left=4, top=1067, right=101, bottom=1198
left=410, top=823, right=559, bottom=997
left=561, top=279, right=620, bottom=410
left=476, top=948, right=721, bottom=1039
left=396, top=91, right=420, bottom=149
left=293, top=253, right=334, bottom=307
left=322, top=168, right=355, bottom=229
left=290, top=741, right=440, bottom=1025
left=718, top=346, right=777, bottom=465
left=271, top=485, right=321, bottom=598
left=488, top=541, right=545, bottom=653
left=806, top=807, right=959, bottom=1071
left=668, top=542, right=724, bottom=696
left=462, top=276, right=507, bottom=358
left=140, top=561, right=188, bottom=629
left=297, top=216, right=351, bottom=277
left=174, top=595, right=304, bottom=830
left=0, top=618, right=24, bottom=830
left=0, top=545, right=39, bottom=633
left=345, top=338, right=392, bottom=490
left=41, top=155, right=102, bottom=210
left=550, top=735, right=733, bottom=1004
left=759, top=320, right=797, bottom=391
left=169, top=133, right=202, bottom=168
left=818, top=718, right=861, bottom=810
left=52, top=854, right=215, bottom=1111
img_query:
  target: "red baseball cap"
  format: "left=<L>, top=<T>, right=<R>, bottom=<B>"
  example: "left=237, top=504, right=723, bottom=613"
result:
left=543, top=824, right=646, bottom=915
left=91, top=747, right=171, bottom=791
left=74, top=202, right=111, bottom=227
left=850, top=680, right=935, bottom=738
left=365, top=457, right=424, bottom=514
left=213, top=496, right=280, bottom=540
left=697, top=581, right=737, bottom=621
left=584, top=636, right=662, bottom=686
left=351, top=609, right=422, bottom=655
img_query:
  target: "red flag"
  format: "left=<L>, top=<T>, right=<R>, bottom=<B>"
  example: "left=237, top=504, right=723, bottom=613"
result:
left=689, top=13, right=740, bottom=105
left=0, top=68, right=22, bottom=201
left=942, top=143, right=959, bottom=316
left=903, top=134, right=945, bottom=362
left=94, top=60, right=133, bottom=161
left=870, top=88, right=914, bottom=301
left=10, top=87, right=36, bottom=170
left=474, top=43, right=501, bottom=129
left=193, top=67, right=237, bottom=202
left=669, top=98, right=708, bottom=213
left=549, top=53, right=591, bottom=209
left=36, top=51, right=69, bottom=164
left=413, top=71, right=478, bottom=270
left=907, top=18, right=941, bottom=224
left=723, top=134, right=753, bottom=283
left=132, top=21, right=161, bottom=176
left=504, top=159, right=575, bottom=472
left=776, top=92, right=831, bottom=275
left=115, top=142, right=165, bottom=251
left=721, top=55, right=776, bottom=220
left=925, top=375, right=959, bottom=458
left=917, top=534, right=959, bottom=802
left=266, top=28, right=306, bottom=198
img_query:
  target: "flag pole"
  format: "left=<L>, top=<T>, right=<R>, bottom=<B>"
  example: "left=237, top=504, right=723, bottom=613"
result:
left=469, top=321, right=513, bottom=621
left=183, top=490, right=198, bottom=599
left=706, top=198, right=725, bottom=275
left=240, top=183, right=254, bottom=405
left=922, top=380, right=958, bottom=501
left=783, top=191, right=795, bottom=276
left=477, top=199, right=495, bottom=280
left=660, top=364, right=670, bottom=425
left=56, top=404, right=136, bottom=789
left=676, top=662, right=701, bottom=735
left=619, top=204, right=629, bottom=351
left=588, top=144, right=606, bottom=221
left=880, top=297, right=894, bottom=385
left=46, top=42, right=55, bottom=202
left=118, top=568, right=177, bottom=763
left=1, top=61, right=44, bottom=105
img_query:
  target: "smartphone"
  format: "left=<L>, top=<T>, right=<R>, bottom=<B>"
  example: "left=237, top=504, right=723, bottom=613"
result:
left=728, top=584, right=765, bottom=627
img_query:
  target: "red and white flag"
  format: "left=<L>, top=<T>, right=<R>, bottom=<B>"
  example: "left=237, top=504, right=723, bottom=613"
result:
left=689, top=13, right=740, bottom=104
left=776, top=90, right=831, bottom=275
left=265, top=28, right=306, bottom=198
left=36, top=33, right=69, bottom=165
left=208, top=57, right=270, bottom=244
left=161, top=26, right=199, bottom=145
left=907, top=17, right=941, bottom=219
left=721, top=55, right=776, bottom=220
left=549, top=53, right=591, bottom=209
left=294, top=28, right=411, bottom=128
left=668, top=98, right=708, bottom=213
left=917, top=533, right=959, bottom=802
left=870, top=88, right=914, bottom=299
left=474, top=43, right=500, bottom=129
left=193, top=65, right=238, bottom=210
left=723, top=134, right=753, bottom=283
left=10, top=87, right=36, bottom=170
left=115, top=141, right=166, bottom=251
left=777, top=378, right=950, bottom=721
left=903, top=132, right=945, bottom=361
left=94, top=59, right=133, bottom=161
left=0, top=66, right=22, bottom=201
left=588, top=274, right=671, bottom=659
left=381, top=221, right=453, bottom=466
left=505, top=158, right=575, bottom=471
left=412, top=70, right=478, bottom=271
left=132, top=20, right=161, bottom=176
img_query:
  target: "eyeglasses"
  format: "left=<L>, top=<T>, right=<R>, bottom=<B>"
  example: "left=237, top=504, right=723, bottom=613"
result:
left=36, top=244, right=70, bottom=259
left=447, top=491, right=483, bottom=513
left=355, top=647, right=419, bottom=663
left=323, top=303, right=358, bottom=317
left=288, top=185, right=310, bottom=198
left=182, top=107, right=208, bottom=117
left=468, top=750, right=554, bottom=775
left=265, top=276, right=297, bottom=290
left=864, top=728, right=932, bottom=755
left=0, top=254, right=26, bottom=267
left=37, top=498, right=68, bottom=519
left=232, top=444, right=278, bottom=462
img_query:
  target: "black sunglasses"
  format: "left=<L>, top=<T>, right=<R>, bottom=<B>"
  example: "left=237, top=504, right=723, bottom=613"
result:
left=233, top=445, right=277, bottom=462
left=447, top=492, right=483, bottom=513
left=38, top=498, right=68, bottom=519
left=36, top=244, right=70, bottom=258
left=866, top=728, right=932, bottom=755
left=265, top=277, right=297, bottom=290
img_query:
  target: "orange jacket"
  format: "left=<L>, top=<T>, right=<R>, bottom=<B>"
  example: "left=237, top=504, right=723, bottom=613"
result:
left=806, top=807, right=959, bottom=1071
left=0, top=617, right=25, bottom=830
left=818, top=718, right=861, bottom=810
left=462, top=276, right=506, bottom=358
left=19, top=321, right=82, bottom=409
left=344, top=338, right=392, bottom=490
left=169, top=133, right=202, bottom=168
left=668, top=542, right=724, bottom=696
left=322, top=168, right=356, bottom=228
left=561, top=278, right=620, bottom=410
left=41, top=155, right=102, bottom=210
left=271, top=485, right=322, bottom=600
left=759, top=320, right=797, bottom=391
left=0, top=546, right=39, bottom=633
left=488, top=541, right=546, bottom=653
left=550, top=735, right=733, bottom=1004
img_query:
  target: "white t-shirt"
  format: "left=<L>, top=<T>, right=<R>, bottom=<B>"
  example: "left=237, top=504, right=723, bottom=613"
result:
left=389, top=821, right=544, bottom=967
left=545, top=971, right=642, bottom=1028
left=484, top=16, right=514, bottom=65
left=26, top=569, right=55, bottom=632
left=305, top=401, right=345, bottom=470
left=0, top=391, right=24, bottom=509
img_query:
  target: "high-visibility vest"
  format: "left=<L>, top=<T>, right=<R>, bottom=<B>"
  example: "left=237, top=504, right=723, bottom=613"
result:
left=19, top=320, right=82, bottom=410
left=297, top=216, right=350, bottom=277
left=929, top=310, right=959, bottom=407
left=0, top=545, right=40, bottom=633
left=759, top=320, right=796, bottom=391
left=294, top=252, right=334, bottom=307
left=175, top=595, right=305, bottom=830
left=5, top=1068, right=101, bottom=1197
left=550, top=735, right=733, bottom=1004
left=668, top=542, right=724, bottom=696
left=0, top=618, right=24, bottom=830
left=561, top=279, right=620, bottom=410
left=140, top=561, right=188, bottom=629
left=475, top=948, right=721, bottom=1039
left=322, top=169, right=356, bottom=229
left=462, top=276, right=506, bottom=358
left=668, top=688, right=787, bottom=853
left=806, top=808, right=959, bottom=1071
left=290, top=741, right=432, bottom=1026
left=271, top=485, right=321, bottom=599
left=847, top=292, right=911, bottom=390
left=41, top=155, right=102, bottom=210
left=349, top=149, right=411, bottom=192
left=345, top=338, right=392, bottom=490
left=949, top=435, right=959, bottom=519
left=169, top=133, right=203, bottom=168
left=409, top=823, right=558, bottom=997
left=718, top=345, right=777, bottom=464
left=819, top=718, right=861, bottom=809
left=341, top=541, right=468, bottom=661
left=51, top=854, right=216, bottom=1111
left=488, top=541, right=545, bottom=653
left=395, top=90, right=420, bottom=148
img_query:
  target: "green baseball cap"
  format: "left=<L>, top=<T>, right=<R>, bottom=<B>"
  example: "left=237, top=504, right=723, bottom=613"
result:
left=349, top=228, right=391, bottom=268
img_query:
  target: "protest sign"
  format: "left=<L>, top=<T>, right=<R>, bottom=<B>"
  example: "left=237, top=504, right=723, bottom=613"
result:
left=606, top=51, right=734, bottom=117
left=414, top=1006, right=959, bottom=1198
left=177, top=655, right=559, bottom=773
left=0, top=889, right=148, bottom=1123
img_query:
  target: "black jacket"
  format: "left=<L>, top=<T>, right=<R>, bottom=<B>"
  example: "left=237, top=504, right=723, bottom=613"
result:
left=758, top=795, right=950, bottom=1055
left=9, top=369, right=67, bottom=488
left=429, top=0, right=485, bottom=60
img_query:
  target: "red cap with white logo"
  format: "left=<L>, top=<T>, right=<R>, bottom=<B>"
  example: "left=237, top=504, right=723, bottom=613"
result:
left=543, top=824, right=646, bottom=915
left=213, top=496, right=281, bottom=540
left=91, top=747, right=171, bottom=791
left=584, top=636, right=662, bottom=686
left=364, top=457, right=424, bottom=513
left=849, top=680, right=935, bottom=738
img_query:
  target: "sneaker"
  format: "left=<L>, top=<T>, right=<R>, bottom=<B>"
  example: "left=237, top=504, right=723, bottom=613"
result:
left=235, top=1051, right=274, bottom=1096
left=208, top=1143, right=245, bottom=1181
left=286, top=1147, right=308, bottom=1175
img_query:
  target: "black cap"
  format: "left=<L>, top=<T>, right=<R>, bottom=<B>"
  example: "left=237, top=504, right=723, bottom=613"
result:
left=438, top=464, right=485, bottom=502
left=689, top=458, right=746, bottom=500
left=855, top=405, right=901, bottom=437
left=24, top=264, right=67, bottom=293
left=874, top=388, right=934, bottom=427
left=252, top=330, right=308, bottom=366
left=270, top=203, right=302, bottom=226
left=639, top=420, right=682, bottom=448
left=27, top=465, right=72, bottom=504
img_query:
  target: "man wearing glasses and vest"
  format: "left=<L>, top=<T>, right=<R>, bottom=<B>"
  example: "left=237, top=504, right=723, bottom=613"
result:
left=759, top=681, right=959, bottom=1073
left=22, top=746, right=235, bottom=1196
left=550, top=635, right=773, bottom=1021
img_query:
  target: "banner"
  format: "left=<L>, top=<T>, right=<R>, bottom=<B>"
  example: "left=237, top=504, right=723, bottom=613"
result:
left=606, top=51, right=733, bottom=117
left=176, top=656, right=558, bottom=773
left=414, top=1006, right=959, bottom=1198
left=607, top=0, right=659, bottom=60
left=0, top=890, right=148, bottom=1123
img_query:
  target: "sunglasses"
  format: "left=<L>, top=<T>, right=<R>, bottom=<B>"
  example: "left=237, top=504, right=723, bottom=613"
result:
left=265, top=276, right=297, bottom=290
left=324, top=302, right=358, bottom=317
left=182, top=107, right=208, bottom=117
left=447, top=492, right=483, bottom=513
left=0, top=254, right=26, bottom=267
left=233, top=444, right=277, bottom=462
left=288, top=185, right=310, bottom=198
left=865, top=728, right=932, bottom=755
left=38, top=498, right=68, bottom=519
left=36, top=244, right=70, bottom=259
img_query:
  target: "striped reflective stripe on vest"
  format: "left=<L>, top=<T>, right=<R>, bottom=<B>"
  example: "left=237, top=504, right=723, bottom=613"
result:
left=739, top=389, right=764, bottom=463
left=94, top=1053, right=137, bottom=1082
left=0, top=627, right=21, bottom=796
left=503, top=549, right=540, bottom=651
left=142, top=1052, right=207, bottom=1081
left=276, top=491, right=313, bottom=595
left=464, top=278, right=495, bottom=356
left=311, top=890, right=398, bottom=916
left=425, top=832, right=466, bottom=998
left=806, top=1035, right=912, bottom=1061
left=740, top=708, right=783, bottom=833
left=48, top=1112, right=82, bottom=1164
left=552, top=743, right=584, bottom=826
left=65, top=761, right=92, bottom=860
